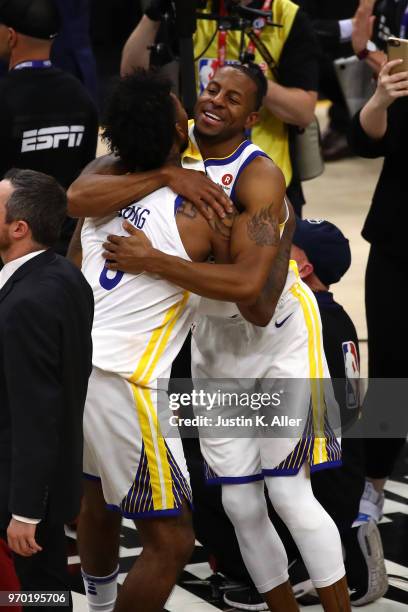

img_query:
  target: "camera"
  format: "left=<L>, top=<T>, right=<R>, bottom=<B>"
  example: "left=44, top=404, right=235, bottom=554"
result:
left=148, top=0, right=279, bottom=115
left=150, top=1, right=277, bottom=66
left=149, top=0, right=198, bottom=66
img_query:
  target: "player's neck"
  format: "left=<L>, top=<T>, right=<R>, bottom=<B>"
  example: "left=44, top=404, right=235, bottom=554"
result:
left=195, top=131, right=246, bottom=161
left=8, top=46, right=51, bottom=71
left=164, top=144, right=182, bottom=168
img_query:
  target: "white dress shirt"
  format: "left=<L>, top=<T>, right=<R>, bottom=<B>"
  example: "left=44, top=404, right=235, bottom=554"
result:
left=0, top=250, right=45, bottom=290
left=1, top=249, right=45, bottom=525
left=339, top=19, right=353, bottom=42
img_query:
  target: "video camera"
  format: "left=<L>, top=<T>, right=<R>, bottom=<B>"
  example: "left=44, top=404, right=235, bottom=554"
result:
left=149, top=1, right=280, bottom=115
left=150, top=1, right=279, bottom=66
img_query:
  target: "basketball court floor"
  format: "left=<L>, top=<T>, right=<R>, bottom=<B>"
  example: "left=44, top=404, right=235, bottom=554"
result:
left=68, top=122, right=408, bottom=610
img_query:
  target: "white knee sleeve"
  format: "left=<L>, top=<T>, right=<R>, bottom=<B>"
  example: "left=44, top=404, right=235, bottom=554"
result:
left=221, top=481, right=289, bottom=593
left=265, top=465, right=345, bottom=588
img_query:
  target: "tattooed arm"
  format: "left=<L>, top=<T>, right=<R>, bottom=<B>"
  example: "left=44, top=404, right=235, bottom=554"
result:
left=238, top=200, right=295, bottom=325
left=102, top=158, right=287, bottom=315
left=174, top=199, right=235, bottom=264
left=231, top=156, right=287, bottom=323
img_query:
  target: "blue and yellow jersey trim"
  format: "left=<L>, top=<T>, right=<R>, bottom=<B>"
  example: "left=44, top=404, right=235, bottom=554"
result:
left=126, top=292, right=191, bottom=514
left=288, top=281, right=342, bottom=472
left=107, top=441, right=192, bottom=519
left=183, top=119, right=203, bottom=165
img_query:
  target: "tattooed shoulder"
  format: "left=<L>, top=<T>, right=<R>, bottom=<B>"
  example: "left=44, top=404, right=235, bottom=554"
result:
left=177, top=199, right=236, bottom=242
left=208, top=207, right=238, bottom=241
left=176, top=200, right=198, bottom=219
left=247, top=204, right=280, bottom=247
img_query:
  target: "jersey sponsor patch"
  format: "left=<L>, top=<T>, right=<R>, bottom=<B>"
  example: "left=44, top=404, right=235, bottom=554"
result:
left=21, top=125, right=85, bottom=152
left=342, top=341, right=360, bottom=410
left=221, top=173, right=233, bottom=186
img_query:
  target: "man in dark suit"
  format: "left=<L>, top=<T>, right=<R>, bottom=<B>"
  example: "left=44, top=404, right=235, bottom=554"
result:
left=0, top=168, right=94, bottom=609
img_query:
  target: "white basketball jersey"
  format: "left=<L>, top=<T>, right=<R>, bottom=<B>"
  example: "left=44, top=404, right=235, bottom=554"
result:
left=81, top=188, right=200, bottom=385
left=188, top=124, right=292, bottom=318
left=188, top=123, right=269, bottom=208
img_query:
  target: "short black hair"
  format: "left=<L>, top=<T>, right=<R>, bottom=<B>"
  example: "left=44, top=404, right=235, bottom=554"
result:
left=102, top=69, right=177, bottom=172
left=4, top=168, right=66, bottom=247
left=231, top=62, right=268, bottom=111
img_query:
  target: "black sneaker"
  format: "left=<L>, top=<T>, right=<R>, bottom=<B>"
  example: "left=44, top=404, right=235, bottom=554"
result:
left=181, top=573, right=246, bottom=604
left=223, top=586, right=268, bottom=611
left=321, top=128, right=353, bottom=162
left=344, top=520, right=388, bottom=606
left=289, top=558, right=319, bottom=606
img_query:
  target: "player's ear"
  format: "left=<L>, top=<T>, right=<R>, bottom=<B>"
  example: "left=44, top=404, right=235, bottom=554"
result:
left=7, top=27, right=18, bottom=50
left=175, top=121, right=187, bottom=145
left=244, top=111, right=259, bottom=130
left=298, top=260, right=314, bottom=280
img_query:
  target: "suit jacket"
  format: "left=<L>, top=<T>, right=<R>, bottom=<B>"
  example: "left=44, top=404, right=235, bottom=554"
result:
left=0, top=251, right=94, bottom=529
left=295, top=0, right=358, bottom=20
left=294, top=0, right=359, bottom=56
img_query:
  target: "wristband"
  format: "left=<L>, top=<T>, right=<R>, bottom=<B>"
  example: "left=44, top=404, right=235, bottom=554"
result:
left=357, top=41, right=377, bottom=60
left=357, top=48, right=370, bottom=60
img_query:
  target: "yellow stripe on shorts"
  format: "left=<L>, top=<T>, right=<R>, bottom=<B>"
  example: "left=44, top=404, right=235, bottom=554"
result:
left=130, top=383, right=164, bottom=509
left=299, top=285, right=328, bottom=465
left=290, top=283, right=328, bottom=466
left=129, top=292, right=190, bottom=511
left=143, top=386, right=174, bottom=509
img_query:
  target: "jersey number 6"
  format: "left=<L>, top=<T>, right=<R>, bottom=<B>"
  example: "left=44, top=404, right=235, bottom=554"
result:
left=99, top=264, right=124, bottom=290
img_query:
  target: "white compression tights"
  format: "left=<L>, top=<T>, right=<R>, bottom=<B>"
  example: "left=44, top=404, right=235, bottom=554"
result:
left=221, top=464, right=345, bottom=593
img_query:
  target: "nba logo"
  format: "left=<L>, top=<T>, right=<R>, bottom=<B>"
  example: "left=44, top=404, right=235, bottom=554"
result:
left=342, top=341, right=360, bottom=410
left=198, top=59, right=220, bottom=93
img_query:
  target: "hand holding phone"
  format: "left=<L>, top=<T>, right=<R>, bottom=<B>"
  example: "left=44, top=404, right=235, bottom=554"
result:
left=387, top=37, right=408, bottom=74
left=372, top=54, right=408, bottom=110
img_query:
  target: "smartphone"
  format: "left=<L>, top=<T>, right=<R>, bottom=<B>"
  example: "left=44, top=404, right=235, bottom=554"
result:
left=387, top=37, right=408, bottom=74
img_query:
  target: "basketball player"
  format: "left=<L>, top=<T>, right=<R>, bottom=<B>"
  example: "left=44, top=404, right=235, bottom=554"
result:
left=76, top=68, right=295, bottom=612
left=71, top=65, right=350, bottom=611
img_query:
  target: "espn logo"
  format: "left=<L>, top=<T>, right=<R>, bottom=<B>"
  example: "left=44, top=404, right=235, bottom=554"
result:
left=21, top=125, right=85, bottom=152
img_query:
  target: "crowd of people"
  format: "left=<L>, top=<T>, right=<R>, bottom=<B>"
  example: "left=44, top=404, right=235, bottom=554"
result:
left=0, top=1, right=407, bottom=612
